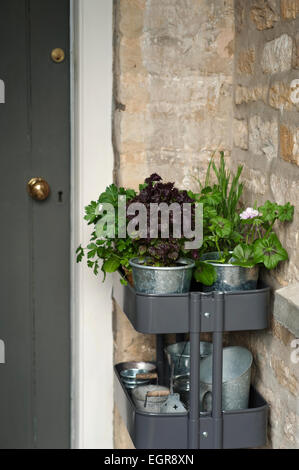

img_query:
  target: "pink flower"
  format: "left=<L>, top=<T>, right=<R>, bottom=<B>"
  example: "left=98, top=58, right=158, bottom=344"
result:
left=240, top=207, right=260, bottom=220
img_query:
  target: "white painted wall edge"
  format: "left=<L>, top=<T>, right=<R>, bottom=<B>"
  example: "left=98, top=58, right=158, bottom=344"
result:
left=70, top=0, right=114, bottom=449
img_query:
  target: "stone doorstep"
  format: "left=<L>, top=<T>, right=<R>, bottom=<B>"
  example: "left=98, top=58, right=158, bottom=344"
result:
left=273, top=283, right=299, bottom=338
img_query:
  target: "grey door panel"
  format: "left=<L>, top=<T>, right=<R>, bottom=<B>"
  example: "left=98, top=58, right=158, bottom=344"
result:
left=0, top=0, right=70, bottom=449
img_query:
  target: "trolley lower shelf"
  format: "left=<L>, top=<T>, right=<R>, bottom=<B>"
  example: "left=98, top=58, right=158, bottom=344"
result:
left=114, top=363, right=268, bottom=450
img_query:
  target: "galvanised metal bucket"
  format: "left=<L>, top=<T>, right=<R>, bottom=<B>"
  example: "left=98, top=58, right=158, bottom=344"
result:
left=129, top=258, right=195, bottom=295
left=165, top=341, right=213, bottom=378
left=200, top=252, right=259, bottom=292
left=200, top=346, right=253, bottom=412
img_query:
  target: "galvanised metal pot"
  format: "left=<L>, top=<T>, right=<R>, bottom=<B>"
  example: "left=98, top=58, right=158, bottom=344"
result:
left=129, top=258, right=195, bottom=295
left=200, top=252, right=259, bottom=292
left=200, top=346, right=253, bottom=412
left=165, top=341, right=213, bottom=378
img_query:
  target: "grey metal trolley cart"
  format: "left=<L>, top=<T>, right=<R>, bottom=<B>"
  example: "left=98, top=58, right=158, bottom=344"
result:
left=113, top=271, right=270, bottom=449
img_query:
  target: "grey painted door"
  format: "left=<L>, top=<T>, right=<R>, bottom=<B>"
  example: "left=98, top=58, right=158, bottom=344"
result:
left=0, top=0, right=70, bottom=448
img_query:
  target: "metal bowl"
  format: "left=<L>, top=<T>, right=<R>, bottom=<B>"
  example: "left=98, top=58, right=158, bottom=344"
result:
left=119, top=362, right=156, bottom=390
left=118, top=361, right=156, bottom=372
left=121, top=368, right=152, bottom=388
left=122, top=380, right=151, bottom=390
left=120, top=368, right=151, bottom=380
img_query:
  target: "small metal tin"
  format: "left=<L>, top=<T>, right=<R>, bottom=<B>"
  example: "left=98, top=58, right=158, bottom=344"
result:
left=132, top=385, right=169, bottom=413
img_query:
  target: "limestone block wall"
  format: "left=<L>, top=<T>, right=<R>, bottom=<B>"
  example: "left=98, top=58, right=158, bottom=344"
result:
left=231, top=0, right=299, bottom=448
left=112, top=0, right=299, bottom=449
left=112, top=0, right=234, bottom=448
left=113, top=0, right=234, bottom=190
left=233, top=0, right=299, bottom=286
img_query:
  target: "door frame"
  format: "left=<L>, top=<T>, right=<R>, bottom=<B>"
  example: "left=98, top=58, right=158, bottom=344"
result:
left=70, top=0, right=114, bottom=449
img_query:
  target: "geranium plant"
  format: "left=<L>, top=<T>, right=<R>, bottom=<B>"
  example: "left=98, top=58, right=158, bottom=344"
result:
left=190, top=153, right=294, bottom=286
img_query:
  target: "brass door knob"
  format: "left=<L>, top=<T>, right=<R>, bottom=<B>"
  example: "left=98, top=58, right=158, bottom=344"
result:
left=51, top=48, right=65, bottom=63
left=27, top=177, right=50, bottom=201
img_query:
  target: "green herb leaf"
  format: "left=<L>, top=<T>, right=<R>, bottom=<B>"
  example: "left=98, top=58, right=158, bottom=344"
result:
left=103, top=258, right=121, bottom=273
left=278, top=202, right=294, bottom=222
left=200, top=190, right=222, bottom=207
left=203, top=206, right=218, bottom=220
left=194, top=261, right=217, bottom=286
left=126, top=189, right=137, bottom=200
left=76, top=245, right=85, bottom=263
left=94, top=260, right=99, bottom=276
left=84, top=201, right=99, bottom=225
left=210, top=216, right=232, bottom=238
left=87, top=243, right=97, bottom=251
left=187, top=190, right=196, bottom=200
left=231, top=243, right=256, bottom=268
left=98, top=184, right=119, bottom=206
left=87, top=248, right=97, bottom=259
left=231, top=231, right=243, bottom=244
left=258, top=201, right=278, bottom=223
left=254, top=234, right=288, bottom=270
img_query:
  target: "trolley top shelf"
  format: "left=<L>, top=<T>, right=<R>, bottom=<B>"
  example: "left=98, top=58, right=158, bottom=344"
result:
left=113, top=271, right=270, bottom=335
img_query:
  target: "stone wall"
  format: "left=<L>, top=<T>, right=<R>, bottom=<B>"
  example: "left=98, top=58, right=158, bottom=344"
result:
left=113, top=0, right=299, bottom=449
left=113, top=0, right=234, bottom=448
left=232, top=0, right=299, bottom=448
left=113, top=0, right=234, bottom=190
